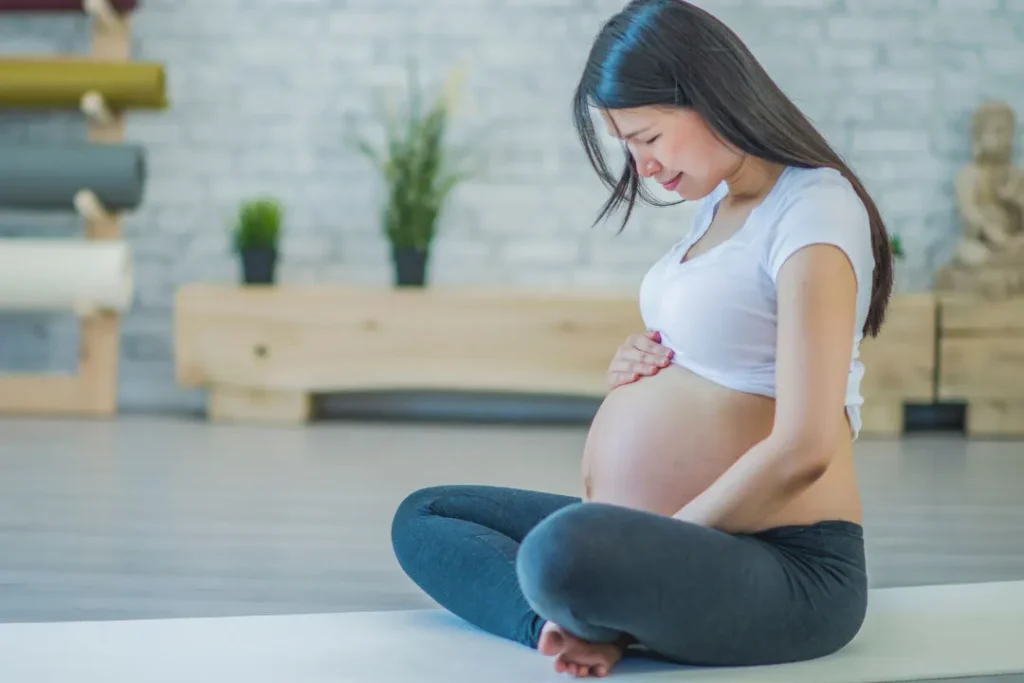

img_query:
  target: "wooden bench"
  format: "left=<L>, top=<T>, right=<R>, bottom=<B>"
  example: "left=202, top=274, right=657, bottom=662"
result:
left=174, top=284, right=643, bottom=423
left=174, top=284, right=941, bottom=433
left=857, top=293, right=938, bottom=436
left=937, top=294, right=1024, bottom=437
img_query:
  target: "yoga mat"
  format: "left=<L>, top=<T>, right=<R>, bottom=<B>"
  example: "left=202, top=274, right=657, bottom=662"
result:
left=0, top=142, right=146, bottom=211
left=0, top=239, right=134, bottom=314
left=0, top=581, right=1021, bottom=683
left=0, top=0, right=137, bottom=12
left=0, top=58, right=166, bottom=110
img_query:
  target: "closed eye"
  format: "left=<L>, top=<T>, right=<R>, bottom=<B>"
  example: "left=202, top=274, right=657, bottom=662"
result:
left=643, top=135, right=660, bottom=145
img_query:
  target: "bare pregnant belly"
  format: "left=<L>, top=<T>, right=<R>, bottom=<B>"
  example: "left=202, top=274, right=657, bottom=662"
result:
left=581, top=364, right=861, bottom=529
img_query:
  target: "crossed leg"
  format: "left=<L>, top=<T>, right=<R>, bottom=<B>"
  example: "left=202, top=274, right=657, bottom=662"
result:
left=515, top=500, right=868, bottom=668
left=390, top=484, right=579, bottom=648
left=391, top=485, right=867, bottom=675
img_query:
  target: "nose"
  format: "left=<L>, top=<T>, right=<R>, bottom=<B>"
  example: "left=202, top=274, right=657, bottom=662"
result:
left=634, top=154, right=661, bottom=179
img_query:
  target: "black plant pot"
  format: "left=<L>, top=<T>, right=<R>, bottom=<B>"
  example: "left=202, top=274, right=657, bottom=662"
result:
left=240, top=247, right=278, bottom=285
left=392, top=246, right=429, bottom=287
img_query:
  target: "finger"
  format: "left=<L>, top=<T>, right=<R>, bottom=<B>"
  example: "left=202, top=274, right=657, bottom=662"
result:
left=634, top=336, right=673, bottom=359
left=631, top=361, right=660, bottom=376
left=609, top=370, right=641, bottom=384
left=610, top=357, right=645, bottom=375
left=607, top=373, right=636, bottom=390
left=628, top=333, right=671, bottom=358
left=614, top=357, right=661, bottom=376
left=632, top=348, right=672, bottom=368
left=614, top=347, right=665, bottom=370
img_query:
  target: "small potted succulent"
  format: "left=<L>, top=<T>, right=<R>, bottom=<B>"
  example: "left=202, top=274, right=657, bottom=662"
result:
left=232, top=196, right=282, bottom=285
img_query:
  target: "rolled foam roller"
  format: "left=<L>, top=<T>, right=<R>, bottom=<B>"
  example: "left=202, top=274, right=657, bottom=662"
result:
left=0, top=142, right=147, bottom=212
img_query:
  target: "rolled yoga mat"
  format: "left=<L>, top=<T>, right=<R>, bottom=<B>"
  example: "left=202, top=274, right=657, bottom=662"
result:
left=0, top=580, right=1022, bottom=682
left=0, top=0, right=137, bottom=12
left=0, top=58, right=166, bottom=110
left=0, top=238, right=133, bottom=314
left=0, top=142, right=146, bottom=212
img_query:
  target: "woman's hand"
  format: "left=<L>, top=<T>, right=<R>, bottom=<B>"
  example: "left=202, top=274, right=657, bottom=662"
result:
left=606, top=330, right=674, bottom=390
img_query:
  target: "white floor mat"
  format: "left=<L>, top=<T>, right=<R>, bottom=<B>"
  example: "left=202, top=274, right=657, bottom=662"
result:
left=1, top=581, right=1022, bottom=682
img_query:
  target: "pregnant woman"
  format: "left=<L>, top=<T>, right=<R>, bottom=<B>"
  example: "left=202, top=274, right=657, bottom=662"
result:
left=391, top=0, right=893, bottom=677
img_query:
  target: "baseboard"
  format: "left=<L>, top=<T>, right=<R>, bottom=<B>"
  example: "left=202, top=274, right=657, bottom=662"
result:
left=317, top=392, right=980, bottom=435
left=903, top=401, right=967, bottom=433
left=317, top=391, right=602, bottom=425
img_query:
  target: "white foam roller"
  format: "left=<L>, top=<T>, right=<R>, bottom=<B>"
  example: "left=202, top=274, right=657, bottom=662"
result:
left=0, top=238, right=133, bottom=315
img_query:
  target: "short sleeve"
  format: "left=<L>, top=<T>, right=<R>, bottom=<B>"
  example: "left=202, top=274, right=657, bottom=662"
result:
left=763, top=173, right=874, bottom=295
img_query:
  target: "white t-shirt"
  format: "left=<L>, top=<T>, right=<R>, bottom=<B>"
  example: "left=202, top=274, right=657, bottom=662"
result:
left=638, top=165, right=875, bottom=439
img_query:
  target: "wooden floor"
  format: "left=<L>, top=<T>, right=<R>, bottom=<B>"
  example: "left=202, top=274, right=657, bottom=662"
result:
left=1, top=415, right=1023, bottom=681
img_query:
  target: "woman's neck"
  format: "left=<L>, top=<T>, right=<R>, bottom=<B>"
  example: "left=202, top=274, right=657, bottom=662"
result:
left=722, top=155, right=785, bottom=206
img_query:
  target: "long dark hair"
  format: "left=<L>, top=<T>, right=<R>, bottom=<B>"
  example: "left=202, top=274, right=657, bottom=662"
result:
left=572, top=0, right=892, bottom=337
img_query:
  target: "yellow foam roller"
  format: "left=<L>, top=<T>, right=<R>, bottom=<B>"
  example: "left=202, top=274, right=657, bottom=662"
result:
left=0, top=58, right=168, bottom=110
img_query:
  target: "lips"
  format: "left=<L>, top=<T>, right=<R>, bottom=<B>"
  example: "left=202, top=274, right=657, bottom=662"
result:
left=660, top=173, right=683, bottom=191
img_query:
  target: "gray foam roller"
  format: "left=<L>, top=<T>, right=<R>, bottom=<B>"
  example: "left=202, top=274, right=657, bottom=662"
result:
left=0, top=142, right=146, bottom=212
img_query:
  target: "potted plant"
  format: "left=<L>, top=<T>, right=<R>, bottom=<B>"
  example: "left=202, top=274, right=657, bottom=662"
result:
left=890, top=234, right=905, bottom=260
left=232, top=196, right=282, bottom=285
left=353, top=62, right=475, bottom=287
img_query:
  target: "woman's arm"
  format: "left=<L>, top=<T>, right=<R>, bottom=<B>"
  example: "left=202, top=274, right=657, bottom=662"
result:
left=672, top=242, right=858, bottom=533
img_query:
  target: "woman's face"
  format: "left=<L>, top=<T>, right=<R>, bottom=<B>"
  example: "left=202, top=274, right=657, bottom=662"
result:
left=600, top=106, right=739, bottom=201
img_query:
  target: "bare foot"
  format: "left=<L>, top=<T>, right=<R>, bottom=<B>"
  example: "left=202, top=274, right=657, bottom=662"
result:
left=538, top=621, right=626, bottom=678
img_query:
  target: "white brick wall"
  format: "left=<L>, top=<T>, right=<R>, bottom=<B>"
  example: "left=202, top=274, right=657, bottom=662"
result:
left=1, top=0, right=1022, bottom=411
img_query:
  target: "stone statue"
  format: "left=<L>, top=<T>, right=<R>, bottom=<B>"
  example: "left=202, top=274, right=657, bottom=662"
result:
left=935, top=100, right=1024, bottom=299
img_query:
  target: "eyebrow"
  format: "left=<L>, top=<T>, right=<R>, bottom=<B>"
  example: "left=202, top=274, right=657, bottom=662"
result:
left=618, top=125, right=653, bottom=140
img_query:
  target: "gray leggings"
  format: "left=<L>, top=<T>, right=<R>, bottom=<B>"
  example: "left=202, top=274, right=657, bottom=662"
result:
left=390, top=484, right=868, bottom=667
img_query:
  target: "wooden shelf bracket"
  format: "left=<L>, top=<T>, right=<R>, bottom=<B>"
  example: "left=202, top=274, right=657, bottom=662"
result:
left=84, top=0, right=123, bottom=31
left=73, top=188, right=112, bottom=223
left=80, top=90, right=115, bottom=126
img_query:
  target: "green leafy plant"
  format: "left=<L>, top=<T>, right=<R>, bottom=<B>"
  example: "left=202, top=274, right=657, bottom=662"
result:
left=352, top=61, right=475, bottom=252
left=232, top=196, right=282, bottom=252
left=890, top=234, right=905, bottom=260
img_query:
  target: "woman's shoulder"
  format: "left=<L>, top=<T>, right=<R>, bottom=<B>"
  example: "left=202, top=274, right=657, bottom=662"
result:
left=758, top=165, right=874, bottom=283
left=758, top=165, right=869, bottom=239
left=772, top=165, right=864, bottom=215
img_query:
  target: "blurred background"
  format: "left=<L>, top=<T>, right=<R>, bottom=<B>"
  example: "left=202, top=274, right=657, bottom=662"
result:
left=2, top=0, right=1020, bottom=411
left=1, top=0, right=1024, bottom=667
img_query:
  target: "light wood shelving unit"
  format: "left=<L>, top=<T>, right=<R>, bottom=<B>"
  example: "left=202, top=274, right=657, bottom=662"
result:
left=0, top=0, right=157, bottom=416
